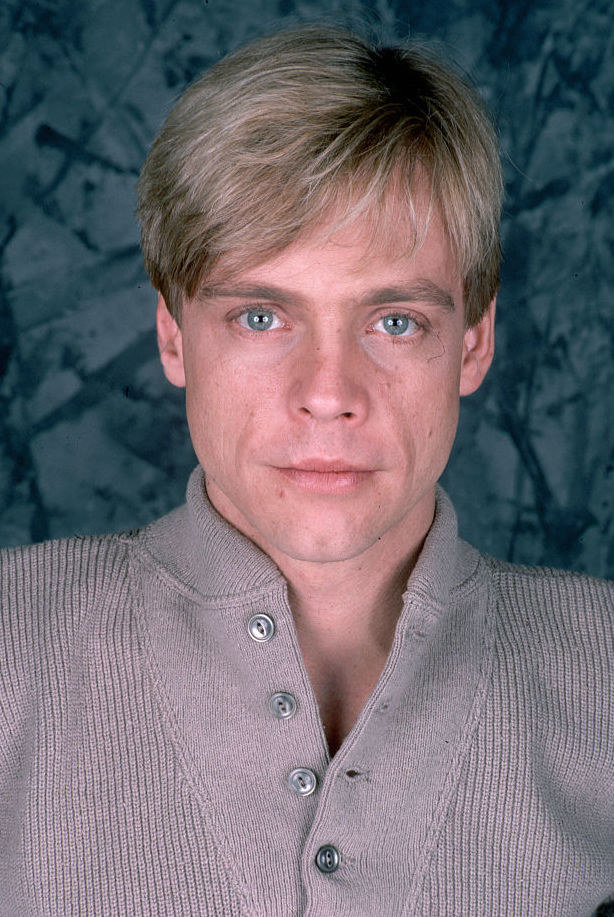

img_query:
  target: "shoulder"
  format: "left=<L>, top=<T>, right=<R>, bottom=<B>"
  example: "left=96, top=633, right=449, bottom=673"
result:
left=1, top=531, right=135, bottom=612
left=0, top=531, right=143, bottom=664
left=473, top=558, right=614, bottom=846
left=479, top=553, right=613, bottom=700
left=481, top=554, right=613, bottom=625
left=0, top=531, right=141, bottom=775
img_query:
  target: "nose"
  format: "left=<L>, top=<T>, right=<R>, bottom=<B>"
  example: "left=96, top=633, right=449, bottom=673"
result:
left=289, top=334, right=369, bottom=424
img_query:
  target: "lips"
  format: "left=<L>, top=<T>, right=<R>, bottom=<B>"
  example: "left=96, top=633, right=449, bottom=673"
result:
left=274, top=460, right=375, bottom=494
left=282, top=459, right=374, bottom=473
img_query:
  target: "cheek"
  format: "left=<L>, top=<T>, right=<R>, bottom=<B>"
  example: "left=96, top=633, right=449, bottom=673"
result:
left=385, top=355, right=461, bottom=453
left=184, top=348, right=280, bottom=468
left=385, top=349, right=460, bottom=411
left=183, top=348, right=235, bottom=460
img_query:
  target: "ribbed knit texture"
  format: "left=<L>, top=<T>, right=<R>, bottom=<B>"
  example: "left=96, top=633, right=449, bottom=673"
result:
left=1, top=466, right=612, bottom=916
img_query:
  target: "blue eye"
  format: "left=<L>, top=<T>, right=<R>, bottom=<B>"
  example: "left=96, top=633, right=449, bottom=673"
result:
left=238, top=309, right=279, bottom=331
left=376, top=314, right=419, bottom=337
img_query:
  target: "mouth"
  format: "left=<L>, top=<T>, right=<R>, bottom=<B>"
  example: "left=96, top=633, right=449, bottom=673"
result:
left=274, top=461, right=375, bottom=494
left=283, top=459, right=374, bottom=473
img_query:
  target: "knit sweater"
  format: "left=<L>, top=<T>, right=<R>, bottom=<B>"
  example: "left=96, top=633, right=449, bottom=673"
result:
left=0, top=466, right=612, bottom=916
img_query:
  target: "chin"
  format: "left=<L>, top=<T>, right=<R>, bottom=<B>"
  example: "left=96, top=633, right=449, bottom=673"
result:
left=257, top=507, right=390, bottom=563
left=268, top=532, right=376, bottom=565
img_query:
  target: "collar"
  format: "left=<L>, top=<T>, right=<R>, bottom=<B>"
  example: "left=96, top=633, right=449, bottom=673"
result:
left=138, top=465, right=480, bottom=607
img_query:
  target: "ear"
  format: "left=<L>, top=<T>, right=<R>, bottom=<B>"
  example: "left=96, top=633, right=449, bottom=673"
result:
left=459, top=298, right=496, bottom=397
left=156, top=295, right=186, bottom=388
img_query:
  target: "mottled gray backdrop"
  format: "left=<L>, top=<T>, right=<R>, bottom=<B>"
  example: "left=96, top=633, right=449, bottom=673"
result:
left=1, top=0, right=613, bottom=578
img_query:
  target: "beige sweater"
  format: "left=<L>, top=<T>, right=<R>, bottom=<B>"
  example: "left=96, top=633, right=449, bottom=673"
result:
left=0, top=466, right=612, bottom=916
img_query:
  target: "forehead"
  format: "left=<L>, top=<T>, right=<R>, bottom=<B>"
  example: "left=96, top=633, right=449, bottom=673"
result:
left=204, top=196, right=460, bottom=297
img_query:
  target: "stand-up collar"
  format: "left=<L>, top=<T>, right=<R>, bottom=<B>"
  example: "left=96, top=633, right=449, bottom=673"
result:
left=404, top=483, right=480, bottom=614
left=139, top=465, right=285, bottom=600
left=139, top=465, right=480, bottom=606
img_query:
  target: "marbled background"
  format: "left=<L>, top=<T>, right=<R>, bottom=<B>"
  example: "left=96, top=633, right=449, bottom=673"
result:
left=1, top=0, right=613, bottom=580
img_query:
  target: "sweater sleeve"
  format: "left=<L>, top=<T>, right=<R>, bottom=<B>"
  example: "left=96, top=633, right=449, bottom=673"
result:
left=0, top=542, right=39, bottom=792
left=487, top=558, right=614, bottom=845
left=0, top=535, right=131, bottom=845
left=0, top=541, right=44, bottom=910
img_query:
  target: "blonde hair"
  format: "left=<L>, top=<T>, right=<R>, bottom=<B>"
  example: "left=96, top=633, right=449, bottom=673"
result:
left=137, top=25, right=502, bottom=326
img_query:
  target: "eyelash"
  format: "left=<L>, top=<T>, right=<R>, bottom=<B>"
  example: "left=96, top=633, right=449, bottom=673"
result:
left=233, top=307, right=426, bottom=339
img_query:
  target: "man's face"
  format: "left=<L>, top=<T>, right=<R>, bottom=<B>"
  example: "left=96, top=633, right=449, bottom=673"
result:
left=158, top=202, right=495, bottom=566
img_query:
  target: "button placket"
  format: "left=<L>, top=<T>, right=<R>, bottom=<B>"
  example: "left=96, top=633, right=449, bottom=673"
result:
left=247, top=612, right=322, bottom=803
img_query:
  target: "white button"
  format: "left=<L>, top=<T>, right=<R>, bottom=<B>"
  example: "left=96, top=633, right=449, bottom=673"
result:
left=269, top=692, right=297, bottom=719
left=288, top=767, right=317, bottom=796
left=248, top=614, right=275, bottom=642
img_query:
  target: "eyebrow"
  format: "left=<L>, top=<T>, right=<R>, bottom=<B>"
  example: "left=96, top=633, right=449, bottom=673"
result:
left=198, top=279, right=455, bottom=312
left=361, top=282, right=455, bottom=312
left=198, top=283, right=295, bottom=304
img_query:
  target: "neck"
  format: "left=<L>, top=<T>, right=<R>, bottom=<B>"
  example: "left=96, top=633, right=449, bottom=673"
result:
left=265, top=496, right=435, bottom=662
left=202, top=476, right=437, bottom=754
left=286, top=549, right=415, bottom=659
left=275, top=510, right=432, bottom=757
left=204, top=476, right=436, bottom=657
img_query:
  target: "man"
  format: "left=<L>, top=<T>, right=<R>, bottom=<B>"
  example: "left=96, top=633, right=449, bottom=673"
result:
left=0, top=24, right=612, bottom=917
